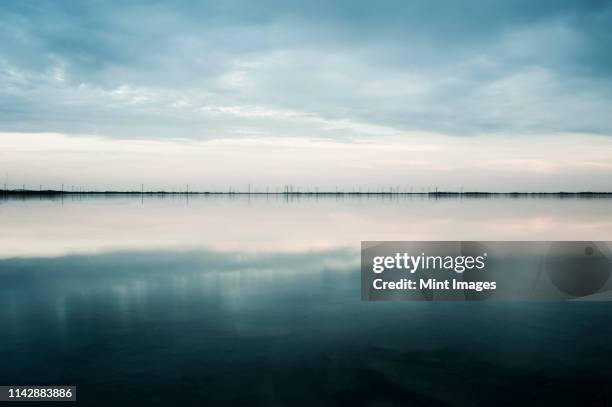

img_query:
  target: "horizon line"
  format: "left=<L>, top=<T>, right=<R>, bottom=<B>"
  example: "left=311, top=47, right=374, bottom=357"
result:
left=2, top=189, right=612, bottom=196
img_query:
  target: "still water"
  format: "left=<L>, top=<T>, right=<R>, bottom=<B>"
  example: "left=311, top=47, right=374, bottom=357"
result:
left=1, top=195, right=612, bottom=405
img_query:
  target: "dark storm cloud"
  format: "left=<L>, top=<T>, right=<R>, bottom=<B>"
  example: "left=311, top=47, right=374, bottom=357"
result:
left=1, top=0, right=611, bottom=138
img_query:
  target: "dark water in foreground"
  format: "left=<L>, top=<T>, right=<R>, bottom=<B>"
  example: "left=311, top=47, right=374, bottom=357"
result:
left=1, top=250, right=612, bottom=406
left=1, top=196, right=612, bottom=405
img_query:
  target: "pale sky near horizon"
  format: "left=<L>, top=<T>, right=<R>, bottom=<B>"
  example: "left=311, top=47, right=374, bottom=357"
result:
left=2, top=1, right=612, bottom=191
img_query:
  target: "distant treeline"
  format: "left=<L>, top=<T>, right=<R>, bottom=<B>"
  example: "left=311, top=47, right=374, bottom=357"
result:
left=2, top=189, right=612, bottom=198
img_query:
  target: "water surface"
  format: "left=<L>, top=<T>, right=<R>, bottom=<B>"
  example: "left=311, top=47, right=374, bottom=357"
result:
left=1, top=196, right=612, bottom=405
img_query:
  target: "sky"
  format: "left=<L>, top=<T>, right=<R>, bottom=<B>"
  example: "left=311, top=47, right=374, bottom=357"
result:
left=1, top=0, right=612, bottom=191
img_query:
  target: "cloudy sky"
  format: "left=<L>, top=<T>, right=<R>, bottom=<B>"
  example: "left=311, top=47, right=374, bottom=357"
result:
left=1, top=0, right=612, bottom=191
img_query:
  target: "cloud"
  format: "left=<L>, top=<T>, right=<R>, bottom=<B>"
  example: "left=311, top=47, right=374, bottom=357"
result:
left=0, top=0, right=611, bottom=139
left=2, top=131, right=612, bottom=192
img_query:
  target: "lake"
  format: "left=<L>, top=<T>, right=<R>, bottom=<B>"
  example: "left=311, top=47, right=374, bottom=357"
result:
left=1, top=195, right=612, bottom=405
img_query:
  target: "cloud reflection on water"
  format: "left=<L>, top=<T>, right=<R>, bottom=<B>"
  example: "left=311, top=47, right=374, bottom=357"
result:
left=1, top=195, right=612, bottom=258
